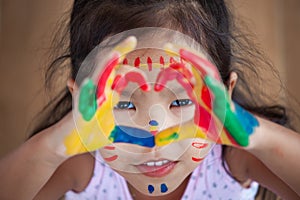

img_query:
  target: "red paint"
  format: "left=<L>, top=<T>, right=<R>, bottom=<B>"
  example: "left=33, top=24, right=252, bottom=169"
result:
left=192, top=142, right=208, bottom=149
left=111, top=74, right=123, bottom=92
left=96, top=53, right=119, bottom=106
left=147, top=57, right=153, bottom=71
left=125, top=72, right=149, bottom=91
left=169, top=63, right=193, bottom=80
left=194, top=105, right=220, bottom=143
left=104, top=146, right=116, bottom=150
left=150, top=130, right=158, bottom=136
left=154, top=67, right=179, bottom=91
left=160, top=56, right=165, bottom=67
left=170, top=57, right=176, bottom=63
left=112, top=71, right=150, bottom=93
left=224, top=130, right=239, bottom=146
left=154, top=63, right=195, bottom=92
left=201, top=85, right=212, bottom=109
left=179, top=49, right=221, bottom=81
left=134, top=57, right=140, bottom=68
left=123, top=58, right=128, bottom=65
left=192, top=157, right=204, bottom=162
left=104, top=155, right=118, bottom=162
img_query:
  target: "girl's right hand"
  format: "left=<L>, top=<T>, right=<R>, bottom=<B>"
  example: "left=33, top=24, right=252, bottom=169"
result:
left=57, top=36, right=149, bottom=157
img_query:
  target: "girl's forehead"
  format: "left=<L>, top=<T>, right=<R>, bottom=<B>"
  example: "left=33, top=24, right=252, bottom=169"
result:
left=125, top=48, right=172, bottom=63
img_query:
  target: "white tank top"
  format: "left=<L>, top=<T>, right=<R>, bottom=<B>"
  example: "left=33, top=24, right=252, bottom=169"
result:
left=65, top=145, right=259, bottom=200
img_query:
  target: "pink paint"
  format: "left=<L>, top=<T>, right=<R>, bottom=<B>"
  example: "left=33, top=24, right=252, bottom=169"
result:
left=179, top=49, right=221, bottom=81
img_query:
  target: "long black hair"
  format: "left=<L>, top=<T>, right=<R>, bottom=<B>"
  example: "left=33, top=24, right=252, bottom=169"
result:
left=29, top=0, right=290, bottom=138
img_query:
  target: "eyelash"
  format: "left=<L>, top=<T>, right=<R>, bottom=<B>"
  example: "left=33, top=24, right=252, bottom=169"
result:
left=170, top=99, right=193, bottom=107
left=114, top=101, right=136, bottom=110
left=114, top=99, right=192, bottom=110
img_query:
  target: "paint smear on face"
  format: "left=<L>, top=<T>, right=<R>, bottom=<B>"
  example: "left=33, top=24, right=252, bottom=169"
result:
left=109, top=126, right=155, bottom=148
left=149, top=120, right=159, bottom=136
left=103, top=145, right=118, bottom=162
left=160, top=183, right=168, bottom=193
left=148, top=185, right=155, bottom=194
left=191, top=142, right=208, bottom=162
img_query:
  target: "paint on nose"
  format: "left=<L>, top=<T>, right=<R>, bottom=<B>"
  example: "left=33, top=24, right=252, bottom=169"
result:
left=109, top=125, right=155, bottom=147
left=149, top=120, right=159, bottom=136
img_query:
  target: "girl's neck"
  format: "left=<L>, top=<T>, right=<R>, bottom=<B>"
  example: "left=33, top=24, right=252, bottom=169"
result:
left=127, top=175, right=191, bottom=200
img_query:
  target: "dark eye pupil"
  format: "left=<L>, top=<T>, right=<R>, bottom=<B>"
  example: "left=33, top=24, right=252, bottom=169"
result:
left=171, top=99, right=192, bottom=107
left=115, top=101, right=135, bottom=109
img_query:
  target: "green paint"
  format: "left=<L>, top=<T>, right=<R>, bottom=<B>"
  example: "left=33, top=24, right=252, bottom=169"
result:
left=204, top=76, right=255, bottom=146
left=159, top=132, right=179, bottom=142
left=79, top=79, right=97, bottom=121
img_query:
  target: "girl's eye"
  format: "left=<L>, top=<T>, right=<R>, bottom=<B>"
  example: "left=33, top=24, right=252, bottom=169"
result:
left=114, top=101, right=136, bottom=110
left=170, top=99, right=193, bottom=107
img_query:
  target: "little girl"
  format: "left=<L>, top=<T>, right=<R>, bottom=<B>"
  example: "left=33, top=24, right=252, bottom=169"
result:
left=1, top=1, right=300, bottom=200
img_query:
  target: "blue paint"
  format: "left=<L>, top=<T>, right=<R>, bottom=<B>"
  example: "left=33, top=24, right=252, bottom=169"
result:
left=149, top=120, right=159, bottom=126
left=234, top=103, right=259, bottom=135
left=148, top=185, right=155, bottom=194
left=160, top=183, right=168, bottom=193
left=109, top=126, right=155, bottom=147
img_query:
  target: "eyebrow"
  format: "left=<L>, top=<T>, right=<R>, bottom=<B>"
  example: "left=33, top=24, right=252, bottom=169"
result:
left=120, top=90, right=132, bottom=97
left=120, top=85, right=188, bottom=98
left=171, top=87, right=187, bottom=94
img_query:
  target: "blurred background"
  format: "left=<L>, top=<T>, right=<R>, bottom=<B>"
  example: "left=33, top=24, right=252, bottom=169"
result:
left=0, top=0, right=300, bottom=158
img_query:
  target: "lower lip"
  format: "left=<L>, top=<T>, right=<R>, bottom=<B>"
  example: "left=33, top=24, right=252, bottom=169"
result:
left=135, top=161, right=178, bottom=178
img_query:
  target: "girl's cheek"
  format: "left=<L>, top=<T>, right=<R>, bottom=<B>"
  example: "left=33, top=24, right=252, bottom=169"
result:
left=170, top=105, right=195, bottom=122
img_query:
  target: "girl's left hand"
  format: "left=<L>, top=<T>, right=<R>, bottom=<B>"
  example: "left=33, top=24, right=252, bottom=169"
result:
left=155, top=44, right=259, bottom=147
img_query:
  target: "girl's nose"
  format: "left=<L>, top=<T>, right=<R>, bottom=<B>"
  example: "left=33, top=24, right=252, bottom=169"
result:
left=148, top=104, right=168, bottom=132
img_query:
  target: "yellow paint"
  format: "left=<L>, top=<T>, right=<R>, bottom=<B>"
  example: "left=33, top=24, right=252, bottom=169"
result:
left=155, top=121, right=208, bottom=146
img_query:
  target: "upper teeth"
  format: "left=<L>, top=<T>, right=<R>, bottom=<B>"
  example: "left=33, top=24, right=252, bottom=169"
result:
left=144, top=160, right=170, bottom=167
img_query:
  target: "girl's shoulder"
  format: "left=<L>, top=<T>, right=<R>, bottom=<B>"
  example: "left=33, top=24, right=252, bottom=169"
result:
left=224, top=146, right=256, bottom=187
left=34, top=153, right=95, bottom=199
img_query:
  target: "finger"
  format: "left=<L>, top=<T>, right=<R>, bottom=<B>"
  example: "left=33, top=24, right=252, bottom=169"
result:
left=112, top=66, right=150, bottom=94
left=154, top=62, right=195, bottom=95
left=65, top=37, right=138, bottom=155
left=205, top=75, right=258, bottom=147
left=96, top=36, right=137, bottom=106
left=164, top=43, right=221, bottom=81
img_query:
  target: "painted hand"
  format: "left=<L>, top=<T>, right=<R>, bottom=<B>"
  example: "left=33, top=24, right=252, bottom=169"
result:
left=155, top=44, right=259, bottom=147
left=64, top=37, right=150, bottom=155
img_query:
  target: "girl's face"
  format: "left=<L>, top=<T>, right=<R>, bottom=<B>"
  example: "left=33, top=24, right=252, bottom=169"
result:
left=99, top=50, right=214, bottom=196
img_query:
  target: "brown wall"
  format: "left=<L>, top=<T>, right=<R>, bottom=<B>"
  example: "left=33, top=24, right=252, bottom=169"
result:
left=0, top=0, right=300, bottom=156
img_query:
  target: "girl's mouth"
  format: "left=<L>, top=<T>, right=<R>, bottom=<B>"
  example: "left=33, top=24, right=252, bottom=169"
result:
left=135, top=159, right=178, bottom=177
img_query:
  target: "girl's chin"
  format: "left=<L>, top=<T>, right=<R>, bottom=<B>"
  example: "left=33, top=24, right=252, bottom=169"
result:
left=122, top=162, right=191, bottom=197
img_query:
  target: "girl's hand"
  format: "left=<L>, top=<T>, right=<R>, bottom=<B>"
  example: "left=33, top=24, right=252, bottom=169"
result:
left=63, top=37, right=149, bottom=156
left=155, top=44, right=259, bottom=147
